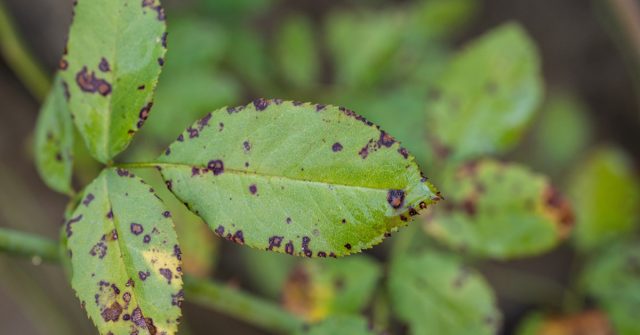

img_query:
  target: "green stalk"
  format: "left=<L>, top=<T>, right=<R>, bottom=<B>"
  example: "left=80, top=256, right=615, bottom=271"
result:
left=0, top=227, right=60, bottom=262
left=0, top=0, right=51, bottom=101
left=0, top=226, right=305, bottom=334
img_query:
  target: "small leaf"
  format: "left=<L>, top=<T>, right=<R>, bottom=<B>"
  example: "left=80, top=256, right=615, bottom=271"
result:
left=425, top=160, right=573, bottom=259
left=516, top=310, right=614, bottom=335
left=34, top=75, right=74, bottom=194
left=275, top=14, right=320, bottom=89
left=61, top=0, right=167, bottom=163
left=581, top=241, right=640, bottom=335
left=283, top=256, right=381, bottom=321
left=157, top=100, right=440, bottom=257
left=569, top=147, right=640, bottom=252
left=295, top=315, right=377, bottom=335
left=389, top=251, right=501, bottom=335
left=65, top=169, right=182, bottom=335
left=426, top=23, right=543, bottom=162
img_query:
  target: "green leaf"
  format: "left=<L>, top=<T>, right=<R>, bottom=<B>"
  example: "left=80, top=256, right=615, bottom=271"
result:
left=283, top=256, right=381, bottom=321
left=60, top=0, right=167, bottom=163
left=275, top=15, right=319, bottom=89
left=410, top=0, right=478, bottom=40
left=519, top=93, right=592, bottom=176
left=34, top=75, right=74, bottom=194
left=157, top=100, right=440, bottom=257
left=427, top=23, right=543, bottom=162
left=295, top=315, right=376, bottom=335
left=325, top=9, right=405, bottom=89
left=425, top=160, right=573, bottom=259
left=389, top=251, right=501, bottom=335
left=569, top=147, right=640, bottom=252
left=581, top=241, right=640, bottom=335
left=65, top=169, right=182, bottom=335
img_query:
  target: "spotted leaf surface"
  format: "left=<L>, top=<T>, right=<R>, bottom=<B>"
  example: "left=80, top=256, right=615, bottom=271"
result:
left=34, top=75, right=74, bottom=194
left=65, top=169, right=182, bottom=335
left=426, top=23, right=542, bottom=162
left=425, top=160, right=573, bottom=259
left=389, top=251, right=501, bottom=335
left=157, top=100, right=440, bottom=257
left=569, top=147, right=640, bottom=252
left=581, top=241, right=640, bottom=335
left=295, top=315, right=377, bottom=335
left=283, top=256, right=382, bottom=321
left=60, top=0, right=167, bottom=163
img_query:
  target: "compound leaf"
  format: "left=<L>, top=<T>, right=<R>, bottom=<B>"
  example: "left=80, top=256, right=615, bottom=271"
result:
left=60, top=0, right=167, bottom=163
left=389, top=251, right=501, bottom=335
left=34, top=75, right=74, bottom=195
left=65, top=169, right=182, bottom=335
left=425, top=160, right=573, bottom=259
left=157, top=100, right=440, bottom=257
left=427, top=23, right=543, bottom=162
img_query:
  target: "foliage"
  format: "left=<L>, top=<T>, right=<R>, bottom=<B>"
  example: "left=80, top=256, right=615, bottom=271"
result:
left=14, top=0, right=638, bottom=334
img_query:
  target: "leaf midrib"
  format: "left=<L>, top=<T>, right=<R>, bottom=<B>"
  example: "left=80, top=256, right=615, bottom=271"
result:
left=148, top=162, right=411, bottom=192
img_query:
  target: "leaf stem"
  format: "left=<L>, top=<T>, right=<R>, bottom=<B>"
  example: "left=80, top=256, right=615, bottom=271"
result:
left=0, top=227, right=60, bottom=263
left=0, top=0, right=51, bottom=101
left=184, top=276, right=305, bottom=334
left=0, top=226, right=305, bottom=334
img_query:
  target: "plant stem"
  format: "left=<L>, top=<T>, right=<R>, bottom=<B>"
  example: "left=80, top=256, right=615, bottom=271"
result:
left=0, top=0, right=51, bottom=101
left=0, top=226, right=305, bottom=334
left=0, top=227, right=60, bottom=263
left=184, top=276, right=305, bottom=334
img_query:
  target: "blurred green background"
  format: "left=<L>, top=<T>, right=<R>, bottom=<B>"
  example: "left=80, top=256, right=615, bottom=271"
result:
left=1, top=0, right=639, bottom=334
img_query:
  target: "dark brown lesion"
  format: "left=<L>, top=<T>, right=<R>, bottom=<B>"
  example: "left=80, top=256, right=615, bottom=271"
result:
left=98, top=57, right=110, bottom=72
left=141, top=0, right=165, bottom=21
left=75, top=66, right=112, bottom=96
left=137, top=102, right=153, bottom=129
left=387, top=190, right=406, bottom=209
left=100, top=302, right=123, bottom=322
left=268, top=236, right=284, bottom=250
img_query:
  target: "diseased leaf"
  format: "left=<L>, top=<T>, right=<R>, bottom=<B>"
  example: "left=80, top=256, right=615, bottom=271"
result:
left=295, top=315, right=377, bottom=335
left=425, top=160, right=573, bottom=259
left=426, top=23, right=543, bottom=162
left=516, top=310, right=614, bottom=335
left=65, top=169, right=182, bottom=335
left=34, top=75, right=74, bottom=195
left=275, top=15, right=319, bottom=89
left=389, top=251, right=501, bottom=335
left=283, top=256, right=381, bottom=322
left=569, top=147, right=640, bottom=252
left=157, top=100, right=440, bottom=257
left=60, top=0, right=167, bottom=163
left=581, top=241, right=640, bottom=335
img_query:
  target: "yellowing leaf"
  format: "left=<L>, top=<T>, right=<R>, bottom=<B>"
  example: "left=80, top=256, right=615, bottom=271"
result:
left=65, top=169, right=182, bottom=335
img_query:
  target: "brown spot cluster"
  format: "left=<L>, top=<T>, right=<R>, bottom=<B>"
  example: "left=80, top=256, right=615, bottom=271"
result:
left=141, top=0, right=165, bottom=21
left=131, top=223, right=144, bottom=236
left=542, top=186, right=575, bottom=238
left=90, top=241, right=108, bottom=259
left=387, top=190, right=405, bottom=209
left=268, top=236, right=284, bottom=250
left=359, top=131, right=397, bottom=159
left=159, top=268, right=173, bottom=284
left=171, top=290, right=184, bottom=307
left=59, top=58, right=69, bottom=70
left=76, top=66, right=111, bottom=96
left=339, top=106, right=374, bottom=126
left=207, top=160, right=224, bottom=175
left=137, top=102, right=153, bottom=128
left=253, top=98, right=270, bottom=111
left=213, top=226, right=245, bottom=245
